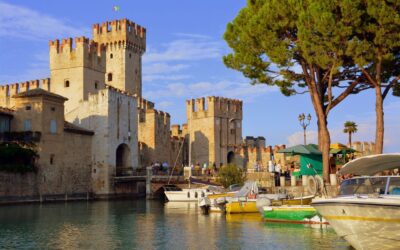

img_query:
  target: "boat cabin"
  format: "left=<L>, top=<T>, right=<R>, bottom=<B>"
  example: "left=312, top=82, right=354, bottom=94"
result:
left=339, top=176, right=400, bottom=196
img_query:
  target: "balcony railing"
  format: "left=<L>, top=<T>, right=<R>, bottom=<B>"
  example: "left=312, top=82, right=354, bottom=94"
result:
left=0, top=131, right=41, bottom=143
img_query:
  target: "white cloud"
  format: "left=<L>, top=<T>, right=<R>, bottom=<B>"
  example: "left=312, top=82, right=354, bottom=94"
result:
left=143, top=37, right=222, bottom=63
left=0, top=1, right=88, bottom=40
left=143, top=62, right=191, bottom=82
left=286, top=101, right=400, bottom=152
left=144, top=80, right=277, bottom=101
left=142, top=34, right=222, bottom=82
left=144, top=63, right=190, bottom=75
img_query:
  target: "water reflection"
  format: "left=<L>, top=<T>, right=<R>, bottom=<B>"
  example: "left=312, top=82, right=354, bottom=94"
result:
left=0, top=200, right=350, bottom=249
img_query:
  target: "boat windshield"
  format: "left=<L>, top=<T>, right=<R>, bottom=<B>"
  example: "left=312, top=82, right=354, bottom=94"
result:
left=387, top=176, right=400, bottom=195
left=339, top=177, right=388, bottom=196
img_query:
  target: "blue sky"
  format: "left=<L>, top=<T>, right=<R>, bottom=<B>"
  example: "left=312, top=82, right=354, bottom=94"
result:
left=0, top=0, right=399, bottom=152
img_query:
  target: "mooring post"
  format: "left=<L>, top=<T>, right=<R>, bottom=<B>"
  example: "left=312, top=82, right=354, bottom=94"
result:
left=146, top=166, right=152, bottom=199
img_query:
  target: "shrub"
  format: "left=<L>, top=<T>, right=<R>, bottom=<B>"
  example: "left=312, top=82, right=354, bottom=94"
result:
left=0, top=143, right=38, bottom=173
left=217, top=164, right=246, bottom=188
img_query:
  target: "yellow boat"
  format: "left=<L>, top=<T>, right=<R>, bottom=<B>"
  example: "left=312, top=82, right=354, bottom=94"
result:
left=225, top=198, right=258, bottom=214
left=225, top=195, right=314, bottom=214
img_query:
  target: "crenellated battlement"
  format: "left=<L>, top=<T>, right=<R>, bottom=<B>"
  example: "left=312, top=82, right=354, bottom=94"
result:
left=104, top=84, right=137, bottom=98
left=0, top=78, right=51, bottom=107
left=92, top=19, right=146, bottom=54
left=171, top=124, right=187, bottom=138
left=140, top=108, right=170, bottom=126
left=186, top=96, right=243, bottom=118
left=137, top=96, right=154, bottom=110
left=49, top=36, right=103, bottom=54
left=49, top=36, right=105, bottom=72
left=238, top=144, right=284, bottom=156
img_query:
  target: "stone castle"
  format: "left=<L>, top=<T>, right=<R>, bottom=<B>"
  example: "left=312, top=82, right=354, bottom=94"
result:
left=0, top=19, right=282, bottom=200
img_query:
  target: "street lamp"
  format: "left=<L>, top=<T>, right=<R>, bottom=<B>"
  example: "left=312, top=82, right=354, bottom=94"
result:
left=298, top=113, right=311, bottom=145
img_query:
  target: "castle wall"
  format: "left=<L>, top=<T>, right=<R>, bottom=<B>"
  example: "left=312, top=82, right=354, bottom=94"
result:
left=0, top=79, right=49, bottom=108
left=138, top=109, right=171, bottom=167
left=92, top=20, right=145, bottom=96
left=49, top=37, right=106, bottom=114
left=65, top=87, right=139, bottom=195
left=186, top=96, right=243, bottom=166
left=1, top=93, right=93, bottom=200
left=170, top=137, right=185, bottom=169
left=352, top=141, right=376, bottom=157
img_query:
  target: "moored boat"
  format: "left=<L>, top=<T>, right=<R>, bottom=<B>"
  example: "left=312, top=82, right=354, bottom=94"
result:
left=164, top=185, right=219, bottom=202
left=225, top=197, right=258, bottom=213
left=226, top=194, right=314, bottom=214
left=262, top=205, right=326, bottom=224
left=312, top=153, right=400, bottom=250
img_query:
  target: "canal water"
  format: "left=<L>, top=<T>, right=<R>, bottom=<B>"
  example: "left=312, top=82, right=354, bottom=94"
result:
left=0, top=200, right=350, bottom=249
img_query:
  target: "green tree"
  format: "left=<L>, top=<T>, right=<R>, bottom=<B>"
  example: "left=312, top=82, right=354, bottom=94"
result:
left=340, top=0, right=400, bottom=154
left=223, top=0, right=371, bottom=182
left=343, top=121, right=358, bottom=148
left=217, top=164, right=246, bottom=188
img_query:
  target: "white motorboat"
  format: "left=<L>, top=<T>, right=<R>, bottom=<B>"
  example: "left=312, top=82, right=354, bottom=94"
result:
left=312, top=153, right=400, bottom=250
left=164, top=185, right=220, bottom=202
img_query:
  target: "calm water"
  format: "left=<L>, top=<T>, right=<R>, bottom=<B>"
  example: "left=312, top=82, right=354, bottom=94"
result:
left=0, top=200, right=350, bottom=250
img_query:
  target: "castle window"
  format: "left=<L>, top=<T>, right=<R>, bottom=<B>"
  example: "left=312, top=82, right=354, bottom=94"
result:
left=129, top=53, right=132, bottom=58
left=108, top=73, right=113, bottom=82
left=94, top=81, right=98, bottom=89
left=25, top=105, right=31, bottom=111
left=65, top=80, right=70, bottom=88
left=51, top=107, right=56, bottom=111
left=23, top=119, right=32, bottom=131
left=110, top=53, right=113, bottom=59
left=50, top=120, right=57, bottom=134
left=50, top=154, right=55, bottom=165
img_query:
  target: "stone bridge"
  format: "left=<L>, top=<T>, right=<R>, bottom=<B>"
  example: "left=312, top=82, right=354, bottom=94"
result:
left=113, top=167, right=216, bottom=199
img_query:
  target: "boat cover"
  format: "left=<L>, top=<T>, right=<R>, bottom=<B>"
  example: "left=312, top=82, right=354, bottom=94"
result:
left=339, top=153, right=400, bottom=175
left=234, top=181, right=258, bottom=197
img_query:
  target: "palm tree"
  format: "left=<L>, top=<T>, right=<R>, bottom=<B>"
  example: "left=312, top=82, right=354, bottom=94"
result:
left=343, top=121, right=358, bottom=148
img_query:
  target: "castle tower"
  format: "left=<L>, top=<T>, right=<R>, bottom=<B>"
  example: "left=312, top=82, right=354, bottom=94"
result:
left=49, top=37, right=106, bottom=113
left=92, top=19, right=146, bottom=97
left=186, top=96, right=243, bottom=167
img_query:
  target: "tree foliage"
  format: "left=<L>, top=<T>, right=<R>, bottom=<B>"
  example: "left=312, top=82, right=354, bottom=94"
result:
left=217, top=164, right=246, bottom=188
left=343, top=121, right=358, bottom=147
left=343, top=121, right=358, bottom=135
left=223, top=0, right=400, bottom=180
left=0, top=143, right=38, bottom=173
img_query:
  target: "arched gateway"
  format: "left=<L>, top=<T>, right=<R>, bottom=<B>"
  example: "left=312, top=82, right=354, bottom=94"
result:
left=116, top=143, right=131, bottom=176
left=227, top=151, right=235, bottom=164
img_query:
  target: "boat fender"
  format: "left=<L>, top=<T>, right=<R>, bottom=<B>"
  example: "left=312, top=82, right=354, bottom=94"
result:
left=307, top=176, right=318, bottom=195
left=314, top=175, right=324, bottom=195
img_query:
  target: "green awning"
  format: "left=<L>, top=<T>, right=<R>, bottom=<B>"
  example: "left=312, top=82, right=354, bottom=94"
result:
left=277, top=144, right=321, bottom=155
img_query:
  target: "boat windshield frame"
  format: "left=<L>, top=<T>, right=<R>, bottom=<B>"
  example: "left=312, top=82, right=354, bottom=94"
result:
left=339, top=176, right=400, bottom=196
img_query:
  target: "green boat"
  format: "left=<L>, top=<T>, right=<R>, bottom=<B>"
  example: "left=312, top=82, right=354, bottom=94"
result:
left=262, top=205, right=326, bottom=224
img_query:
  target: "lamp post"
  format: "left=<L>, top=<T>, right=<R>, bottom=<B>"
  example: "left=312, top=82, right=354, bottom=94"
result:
left=298, top=113, right=311, bottom=145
